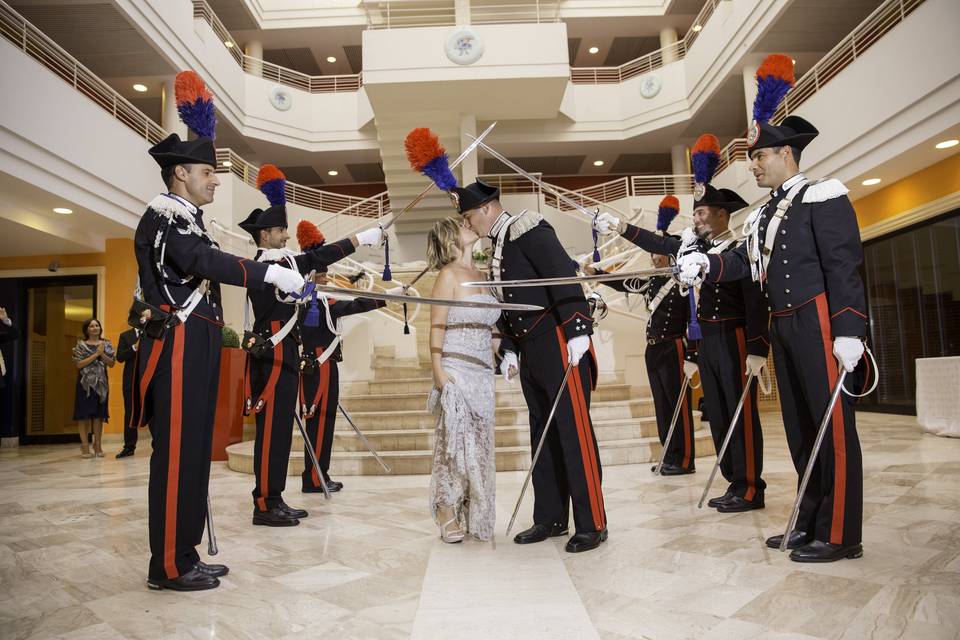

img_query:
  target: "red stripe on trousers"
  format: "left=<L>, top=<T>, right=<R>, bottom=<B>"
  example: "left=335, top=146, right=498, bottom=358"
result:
left=556, top=328, right=605, bottom=530
left=256, top=321, right=284, bottom=512
left=815, top=294, right=847, bottom=544
left=137, top=337, right=164, bottom=428
left=735, top=328, right=757, bottom=502
left=310, top=360, right=331, bottom=487
left=674, top=338, right=691, bottom=469
left=163, top=323, right=185, bottom=578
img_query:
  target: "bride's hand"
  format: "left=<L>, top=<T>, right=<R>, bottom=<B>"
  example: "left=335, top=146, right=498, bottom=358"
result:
left=434, top=370, right=454, bottom=389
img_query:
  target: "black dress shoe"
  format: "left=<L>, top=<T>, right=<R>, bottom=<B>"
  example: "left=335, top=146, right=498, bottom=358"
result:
left=115, top=448, right=135, bottom=459
left=707, top=491, right=734, bottom=508
left=302, top=480, right=343, bottom=493
left=147, top=567, right=219, bottom=591
left=565, top=529, right=608, bottom=553
left=195, top=561, right=229, bottom=577
left=765, top=531, right=810, bottom=550
left=716, top=495, right=765, bottom=513
left=660, top=463, right=696, bottom=476
left=789, top=540, right=863, bottom=563
left=513, top=522, right=568, bottom=545
left=278, top=502, right=308, bottom=519
left=252, top=507, right=300, bottom=527
left=324, top=480, right=343, bottom=492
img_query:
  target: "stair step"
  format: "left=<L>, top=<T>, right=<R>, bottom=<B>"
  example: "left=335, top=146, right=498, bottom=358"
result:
left=336, top=384, right=637, bottom=411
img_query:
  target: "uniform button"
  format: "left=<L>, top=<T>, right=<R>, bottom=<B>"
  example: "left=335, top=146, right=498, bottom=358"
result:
left=518, top=316, right=523, bottom=321
left=785, top=274, right=791, bottom=279
left=780, top=229, right=786, bottom=235
left=785, top=288, right=791, bottom=294
left=768, top=306, right=772, bottom=311
left=712, top=315, right=717, bottom=319
left=787, top=303, right=792, bottom=308
left=782, top=259, right=788, bottom=264
left=508, top=293, right=513, bottom=298
left=781, top=244, right=786, bottom=250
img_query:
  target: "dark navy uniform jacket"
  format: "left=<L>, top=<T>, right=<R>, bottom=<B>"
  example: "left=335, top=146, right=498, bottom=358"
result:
left=705, top=175, right=867, bottom=337
left=299, top=297, right=384, bottom=363
left=602, top=274, right=697, bottom=361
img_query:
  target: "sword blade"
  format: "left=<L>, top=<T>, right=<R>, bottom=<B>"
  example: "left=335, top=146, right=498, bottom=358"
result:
left=654, top=376, right=690, bottom=476
left=313, top=284, right=543, bottom=311
left=697, top=373, right=755, bottom=509
left=295, top=410, right=331, bottom=499
left=462, top=267, right=675, bottom=289
left=338, top=404, right=392, bottom=473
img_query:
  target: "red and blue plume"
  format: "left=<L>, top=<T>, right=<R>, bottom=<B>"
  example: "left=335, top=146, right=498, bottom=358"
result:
left=691, top=134, right=721, bottom=186
left=656, top=195, right=680, bottom=232
left=405, top=128, right=457, bottom=191
left=296, top=219, right=325, bottom=251
left=256, top=164, right=286, bottom=207
left=174, top=71, right=216, bottom=139
left=753, top=54, right=795, bottom=124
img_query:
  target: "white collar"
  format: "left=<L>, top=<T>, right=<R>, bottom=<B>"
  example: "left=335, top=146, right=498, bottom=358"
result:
left=487, top=212, right=512, bottom=240
left=164, top=192, right=199, bottom=215
left=773, top=173, right=806, bottom=197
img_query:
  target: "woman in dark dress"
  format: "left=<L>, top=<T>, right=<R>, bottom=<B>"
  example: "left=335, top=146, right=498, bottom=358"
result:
left=73, top=318, right=114, bottom=457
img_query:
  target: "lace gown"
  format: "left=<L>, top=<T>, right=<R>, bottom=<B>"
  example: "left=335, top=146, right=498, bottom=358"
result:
left=427, top=294, right=500, bottom=541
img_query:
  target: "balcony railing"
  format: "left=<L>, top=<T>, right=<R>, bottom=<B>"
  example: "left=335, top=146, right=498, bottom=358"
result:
left=192, top=0, right=363, bottom=94
left=571, top=0, right=720, bottom=85
left=363, top=0, right=560, bottom=29
left=477, top=172, right=544, bottom=194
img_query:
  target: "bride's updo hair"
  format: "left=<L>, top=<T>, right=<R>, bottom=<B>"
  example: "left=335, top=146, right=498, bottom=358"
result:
left=426, top=218, right=463, bottom=271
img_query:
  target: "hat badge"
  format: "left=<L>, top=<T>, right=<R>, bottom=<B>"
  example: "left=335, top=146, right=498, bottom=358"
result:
left=747, top=120, right=761, bottom=147
left=448, top=190, right=460, bottom=209
left=693, top=183, right=706, bottom=201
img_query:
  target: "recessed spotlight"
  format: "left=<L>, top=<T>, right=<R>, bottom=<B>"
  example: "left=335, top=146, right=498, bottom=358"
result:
left=588, top=46, right=599, bottom=54
left=691, top=24, right=702, bottom=32
left=593, top=160, right=604, bottom=167
left=792, top=58, right=797, bottom=65
left=861, top=178, right=882, bottom=186
left=328, top=170, right=339, bottom=176
left=53, top=207, right=73, bottom=215
left=222, top=160, right=232, bottom=168
left=132, top=83, right=148, bottom=92
left=224, top=40, right=234, bottom=48
left=935, top=139, right=959, bottom=149
left=326, top=56, right=337, bottom=63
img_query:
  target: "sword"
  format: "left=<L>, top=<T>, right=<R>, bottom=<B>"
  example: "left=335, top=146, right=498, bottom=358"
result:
left=295, top=410, right=332, bottom=499
left=779, top=368, right=848, bottom=552
left=462, top=267, right=675, bottom=289
left=312, top=284, right=543, bottom=311
left=653, top=377, right=690, bottom=476
left=697, top=373, right=756, bottom=508
left=338, top=403, right=392, bottom=473
left=205, top=494, right=218, bottom=556
left=506, top=362, right=574, bottom=538
left=380, top=121, right=498, bottom=232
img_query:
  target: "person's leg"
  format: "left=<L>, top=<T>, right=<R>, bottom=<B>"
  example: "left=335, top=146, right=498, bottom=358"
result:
left=93, top=418, right=104, bottom=456
left=301, top=361, right=328, bottom=490
left=78, top=419, right=90, bottom=456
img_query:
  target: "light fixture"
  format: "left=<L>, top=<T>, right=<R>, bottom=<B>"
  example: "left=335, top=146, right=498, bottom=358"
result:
left=588, top=46, right=599, bottom=54
left=935, top=139, right=959, bottom=149
left=792, top=58, right=797, bottom=65
left=326, top=56, right=337, bottom=63
left=132, top=83, right=148, bottom=93
left=224, top=40, right=234, bottom=48
left=861, top=178, right=882, bottom=186
left=593, top=160, right=604, bottom=167
left=691, top=24, right=702, bottom=32
left=328, top=170, right=339, bottom=176
left=222, top=160, right=232, bottom=168
left=53, top=207, right=73, bottom=215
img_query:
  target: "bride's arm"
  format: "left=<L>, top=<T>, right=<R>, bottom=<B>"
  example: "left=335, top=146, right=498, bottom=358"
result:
left=430, top=269, right=454, bottom=389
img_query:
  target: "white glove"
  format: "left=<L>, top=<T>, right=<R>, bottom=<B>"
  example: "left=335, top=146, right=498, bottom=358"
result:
left=593, top=212, right=621, bottom=236
left=385, top=286, right=404, bottom=296
left=356, top=227, right=384, bottom=247
left=499, top=351, right=519, bottom=383
left=676, top=252, right=709, bottom=286
left=833, top=336, right=864, bottom=373
left=683, top=361, right=698, bottom=380
left=264, top=264, right=305, bottom=293
left=567, top=335, right=590, bottom=366
left=745, top=354, right=766, bottom=378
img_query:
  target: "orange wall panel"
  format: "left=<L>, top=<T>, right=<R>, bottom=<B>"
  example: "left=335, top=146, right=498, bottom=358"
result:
left=853, top=154, right=960, bottom=229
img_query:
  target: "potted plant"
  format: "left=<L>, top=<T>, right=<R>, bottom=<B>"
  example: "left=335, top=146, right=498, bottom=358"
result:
left=211, top=325, right=246, bottom=461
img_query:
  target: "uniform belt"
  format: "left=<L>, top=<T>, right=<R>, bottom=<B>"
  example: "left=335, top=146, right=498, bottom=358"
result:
left=647, top=335, right=683, bottom=346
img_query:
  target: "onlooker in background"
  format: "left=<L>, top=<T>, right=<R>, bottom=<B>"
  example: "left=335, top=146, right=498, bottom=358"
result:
left=115, top=327, right=141, bottom=458
left=0, top=307, right=17, bottom=391
left=72, top=318, right=114, bottom=458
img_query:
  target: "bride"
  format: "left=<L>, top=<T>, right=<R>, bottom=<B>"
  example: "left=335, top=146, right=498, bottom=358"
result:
left=426, top=218, right=499, bottom=543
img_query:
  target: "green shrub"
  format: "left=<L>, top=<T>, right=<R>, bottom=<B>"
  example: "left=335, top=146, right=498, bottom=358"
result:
left=222, top=326, right=241, bottom=348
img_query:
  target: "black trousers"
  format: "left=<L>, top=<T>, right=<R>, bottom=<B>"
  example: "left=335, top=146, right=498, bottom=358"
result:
left=519, top=328, right=606, bottom=534
left=697, top=324, right=765, bottom=501
left=247, top=322, right=299, bottom=512
left=300, top=355, right=339, bottom=488
left=645, top=338, right=695, bottom=469
left=121, top=371, right=138, bottom=450
left=771, top=294, right=862, bottom=545
left=139, top=318, right=220, bottom=581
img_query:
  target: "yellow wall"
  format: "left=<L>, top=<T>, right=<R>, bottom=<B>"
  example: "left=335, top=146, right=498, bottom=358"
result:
left=0, top=238, right=137, bottom=433
left=853, top=153, right=960, bottom=229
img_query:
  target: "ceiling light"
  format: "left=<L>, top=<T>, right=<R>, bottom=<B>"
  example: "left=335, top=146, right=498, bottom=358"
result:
left=132, top=83, right=148, bottom=92
left=222, top=160, right=232, bottom=168
left=224, top=40, right=234, bottom=48
left=861, top=178, right=882, bottom=186
left=593, top=160, right=604, bottom=167
left=935, top=139, right=959, bottom=149
left=53, top=207, right=73, bottom=215
left=691, top=24, right=702, bottom=32
left=792, top=58, right=797, bottom=65
left=588, top=46, right=599, bottom=54
left=328, top=170, right=339, bottom=176
left=326, top=56, right=337, bottom=63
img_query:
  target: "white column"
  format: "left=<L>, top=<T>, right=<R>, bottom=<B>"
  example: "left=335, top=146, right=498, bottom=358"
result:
left=459, top=114, right=478, bottom=185
left=671, top=143, right=688, bottom=194
left=659, top=27, right=679, bottom=63
left=455, top=0, right=470, bottom=25
left=161, top=77, right=187, bottom=137
left=742, top=61, right=760, bottom=128
left=245, top=39, right=263, bottom=77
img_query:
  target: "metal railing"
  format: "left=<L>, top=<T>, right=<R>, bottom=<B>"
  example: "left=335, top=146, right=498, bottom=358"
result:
left=571, top=0, right=720, bottom=84
left=192, top=0, right=362, bottom=93
left=477, top=172, right=544, bottom=194
left=364, top=0, right=561, bottom=29
left=631, top=174, right=694, bottom=196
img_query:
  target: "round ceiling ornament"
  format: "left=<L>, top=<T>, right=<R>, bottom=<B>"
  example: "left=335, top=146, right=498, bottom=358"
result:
left=269, top=86, right=292, bottom=111
left=445, top=27, right=484, bottom=66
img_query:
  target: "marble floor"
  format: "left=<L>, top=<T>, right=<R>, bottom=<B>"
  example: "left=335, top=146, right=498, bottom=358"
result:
left=1, top=412, right=958, bottom=640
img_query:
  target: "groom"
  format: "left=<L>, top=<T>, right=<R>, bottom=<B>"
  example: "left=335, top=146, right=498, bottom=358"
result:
left=456, top=180, right=607, bottom=553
